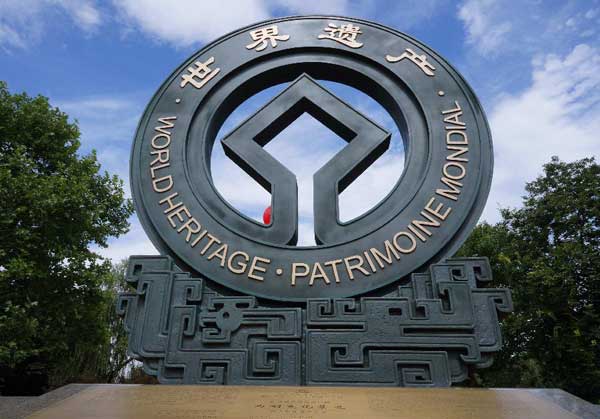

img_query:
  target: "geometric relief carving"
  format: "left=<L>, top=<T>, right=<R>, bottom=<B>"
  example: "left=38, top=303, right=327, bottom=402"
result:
left=118, top=256, right=512, bottom=386
left=117, top=256, right=302, bottom=385
left=305, top=258, right=513, bottom=386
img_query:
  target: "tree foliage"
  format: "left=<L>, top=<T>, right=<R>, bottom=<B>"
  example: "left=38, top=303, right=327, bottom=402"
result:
left=0, top=82, right=134, bottom=394
left=96, top=260, right=133, bottom=384
left=458, top=156, right=600, bottom=403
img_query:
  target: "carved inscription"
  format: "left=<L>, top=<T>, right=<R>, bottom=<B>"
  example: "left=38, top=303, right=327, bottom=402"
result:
left=288, top=102, right=469, bottom=287
left=180, top=57, right=220, bottom=89
left=317, top=23, right=363, bottom=48
left=386, top=48, right=436, bottom=76
left=148, top=99, right=469, bottom=288
left=149, top=117, right=271, bottom=282
left=246, top=25, right=290, bottom=51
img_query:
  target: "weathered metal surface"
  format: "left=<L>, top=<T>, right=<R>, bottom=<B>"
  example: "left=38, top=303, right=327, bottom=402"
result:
left=121, top=16, right=510, bottom=386
left=118, top=255, right=511, bottom=385
left=129, top=16, right=493, bottom=301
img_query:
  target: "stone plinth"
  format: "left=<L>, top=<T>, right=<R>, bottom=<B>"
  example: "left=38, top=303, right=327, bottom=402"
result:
left=5, top=384, right=599, bottom=419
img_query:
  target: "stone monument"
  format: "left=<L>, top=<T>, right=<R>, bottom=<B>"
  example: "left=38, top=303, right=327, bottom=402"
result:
left=117, top=15, right=512, bottom=387
left=11, top=14, right=600, bottom=419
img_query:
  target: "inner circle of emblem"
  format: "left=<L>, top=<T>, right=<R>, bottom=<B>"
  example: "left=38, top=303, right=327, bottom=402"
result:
left=131, top=16, right=493, bottom=301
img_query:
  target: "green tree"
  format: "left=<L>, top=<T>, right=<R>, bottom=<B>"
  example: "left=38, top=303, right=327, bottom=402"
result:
left=0, top=82, right=134, bottom=394
left=95, top=260, right=133, bottom=383
left=458, top=156, right=600, bottom=403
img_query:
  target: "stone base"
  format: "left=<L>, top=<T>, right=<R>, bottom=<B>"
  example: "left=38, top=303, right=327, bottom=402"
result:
left=118, top=256, right=513, bottom=386
left=6, top=384, right=599, bottom=419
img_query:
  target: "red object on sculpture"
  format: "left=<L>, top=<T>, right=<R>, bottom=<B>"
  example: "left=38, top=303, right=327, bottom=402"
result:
left=263, top=205, right=272, bottom=225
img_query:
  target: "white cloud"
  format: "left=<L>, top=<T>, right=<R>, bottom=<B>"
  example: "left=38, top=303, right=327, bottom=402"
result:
left=273, top=0, right=348, bottom=15
left=456, top=1, right=600, bottom=220
left=457, top=0, right=600, bottom=60
left=0, top=0, right=441, bottom=51
left=481, top=43, right=600, bottom=222
left=112, top=0, right=445, bottom=47
left=297, top=222, right=316, bottom=246
left=339, top=152, right=404, bottom=222
left=0, top=0, right=101, bottom=50
left=94, top=218, right=158, bottom=262
left=57, top=95, right=143, bottom=153
left=585, top=9, right=598, bottom=19
left=113, top=0, right=455, bottom=49
left=457, top=0, right=511, bottom=56
left=113, top=0, right=273, bottom=47
left=55, top=94, right=146, bottom=201
left=58, top=0, right=102, bottom=31
left=58, top=96, right=136, bottom=116
left=0, top=23, right=26, bottom=50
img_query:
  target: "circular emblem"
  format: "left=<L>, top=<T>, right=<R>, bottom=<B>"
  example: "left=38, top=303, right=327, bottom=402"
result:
left=131, top=16, right=493, bottom=301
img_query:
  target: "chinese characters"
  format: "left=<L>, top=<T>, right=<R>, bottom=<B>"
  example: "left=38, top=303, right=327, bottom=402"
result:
left=180, top=57, right=220, bottom=89
left=386, top=48, right=436, bottom=76
left=180, top=27, right=440, bottom=93
left=318, top=23, right=363, bottom=48
left=246, top=25, right=290, bottom=51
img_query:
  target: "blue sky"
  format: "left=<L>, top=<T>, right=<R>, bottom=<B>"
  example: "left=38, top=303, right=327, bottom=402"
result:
left=1, top=0, right=599, bottom=257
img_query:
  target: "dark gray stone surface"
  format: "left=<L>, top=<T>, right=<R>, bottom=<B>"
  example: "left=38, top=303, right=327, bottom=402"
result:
left=129, top=15, right=494, bottom=301
left=0, top=384, right=92, bottom=419
left=526, top=389, right=600, bottom=419
left=121, top=15, right=506, bottom=388
left=118, top=255, right=512, bottom=386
